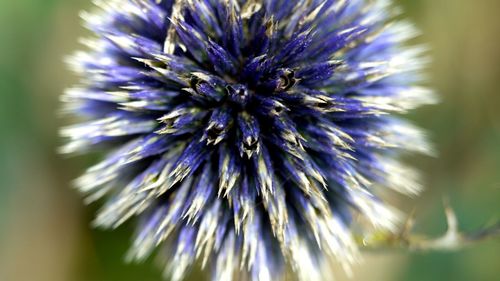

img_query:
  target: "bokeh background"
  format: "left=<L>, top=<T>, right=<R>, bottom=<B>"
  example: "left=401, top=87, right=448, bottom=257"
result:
left=0, top=0, right=499, bottom=280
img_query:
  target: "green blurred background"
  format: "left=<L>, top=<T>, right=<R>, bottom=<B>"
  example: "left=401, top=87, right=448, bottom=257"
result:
left=0, top=0, right=499, bottom=280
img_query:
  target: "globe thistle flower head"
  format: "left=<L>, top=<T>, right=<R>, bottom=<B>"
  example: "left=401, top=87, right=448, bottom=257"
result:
left=62, top=0, right=436, bottom=280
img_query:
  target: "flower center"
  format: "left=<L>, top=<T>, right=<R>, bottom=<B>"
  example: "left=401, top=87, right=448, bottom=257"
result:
left=226, top=84, right=250, bottom=107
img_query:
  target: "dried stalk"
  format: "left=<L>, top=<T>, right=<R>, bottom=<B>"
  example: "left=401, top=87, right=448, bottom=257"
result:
left=361, top=199, right=500, bottom=252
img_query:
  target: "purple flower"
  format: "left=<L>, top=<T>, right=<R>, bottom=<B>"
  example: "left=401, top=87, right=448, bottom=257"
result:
left=62, top=0, right=435, bottom=280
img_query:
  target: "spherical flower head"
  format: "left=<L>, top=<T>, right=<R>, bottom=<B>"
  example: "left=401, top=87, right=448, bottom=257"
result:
left=61, top=0, right=436, bottom=280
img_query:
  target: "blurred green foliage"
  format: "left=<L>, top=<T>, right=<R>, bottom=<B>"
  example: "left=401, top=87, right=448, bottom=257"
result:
left=0, top=1, right=498, bottom=281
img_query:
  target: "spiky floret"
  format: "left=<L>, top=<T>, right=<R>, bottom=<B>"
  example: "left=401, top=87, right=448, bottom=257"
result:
left=62, top=0, right=435, bottom=280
